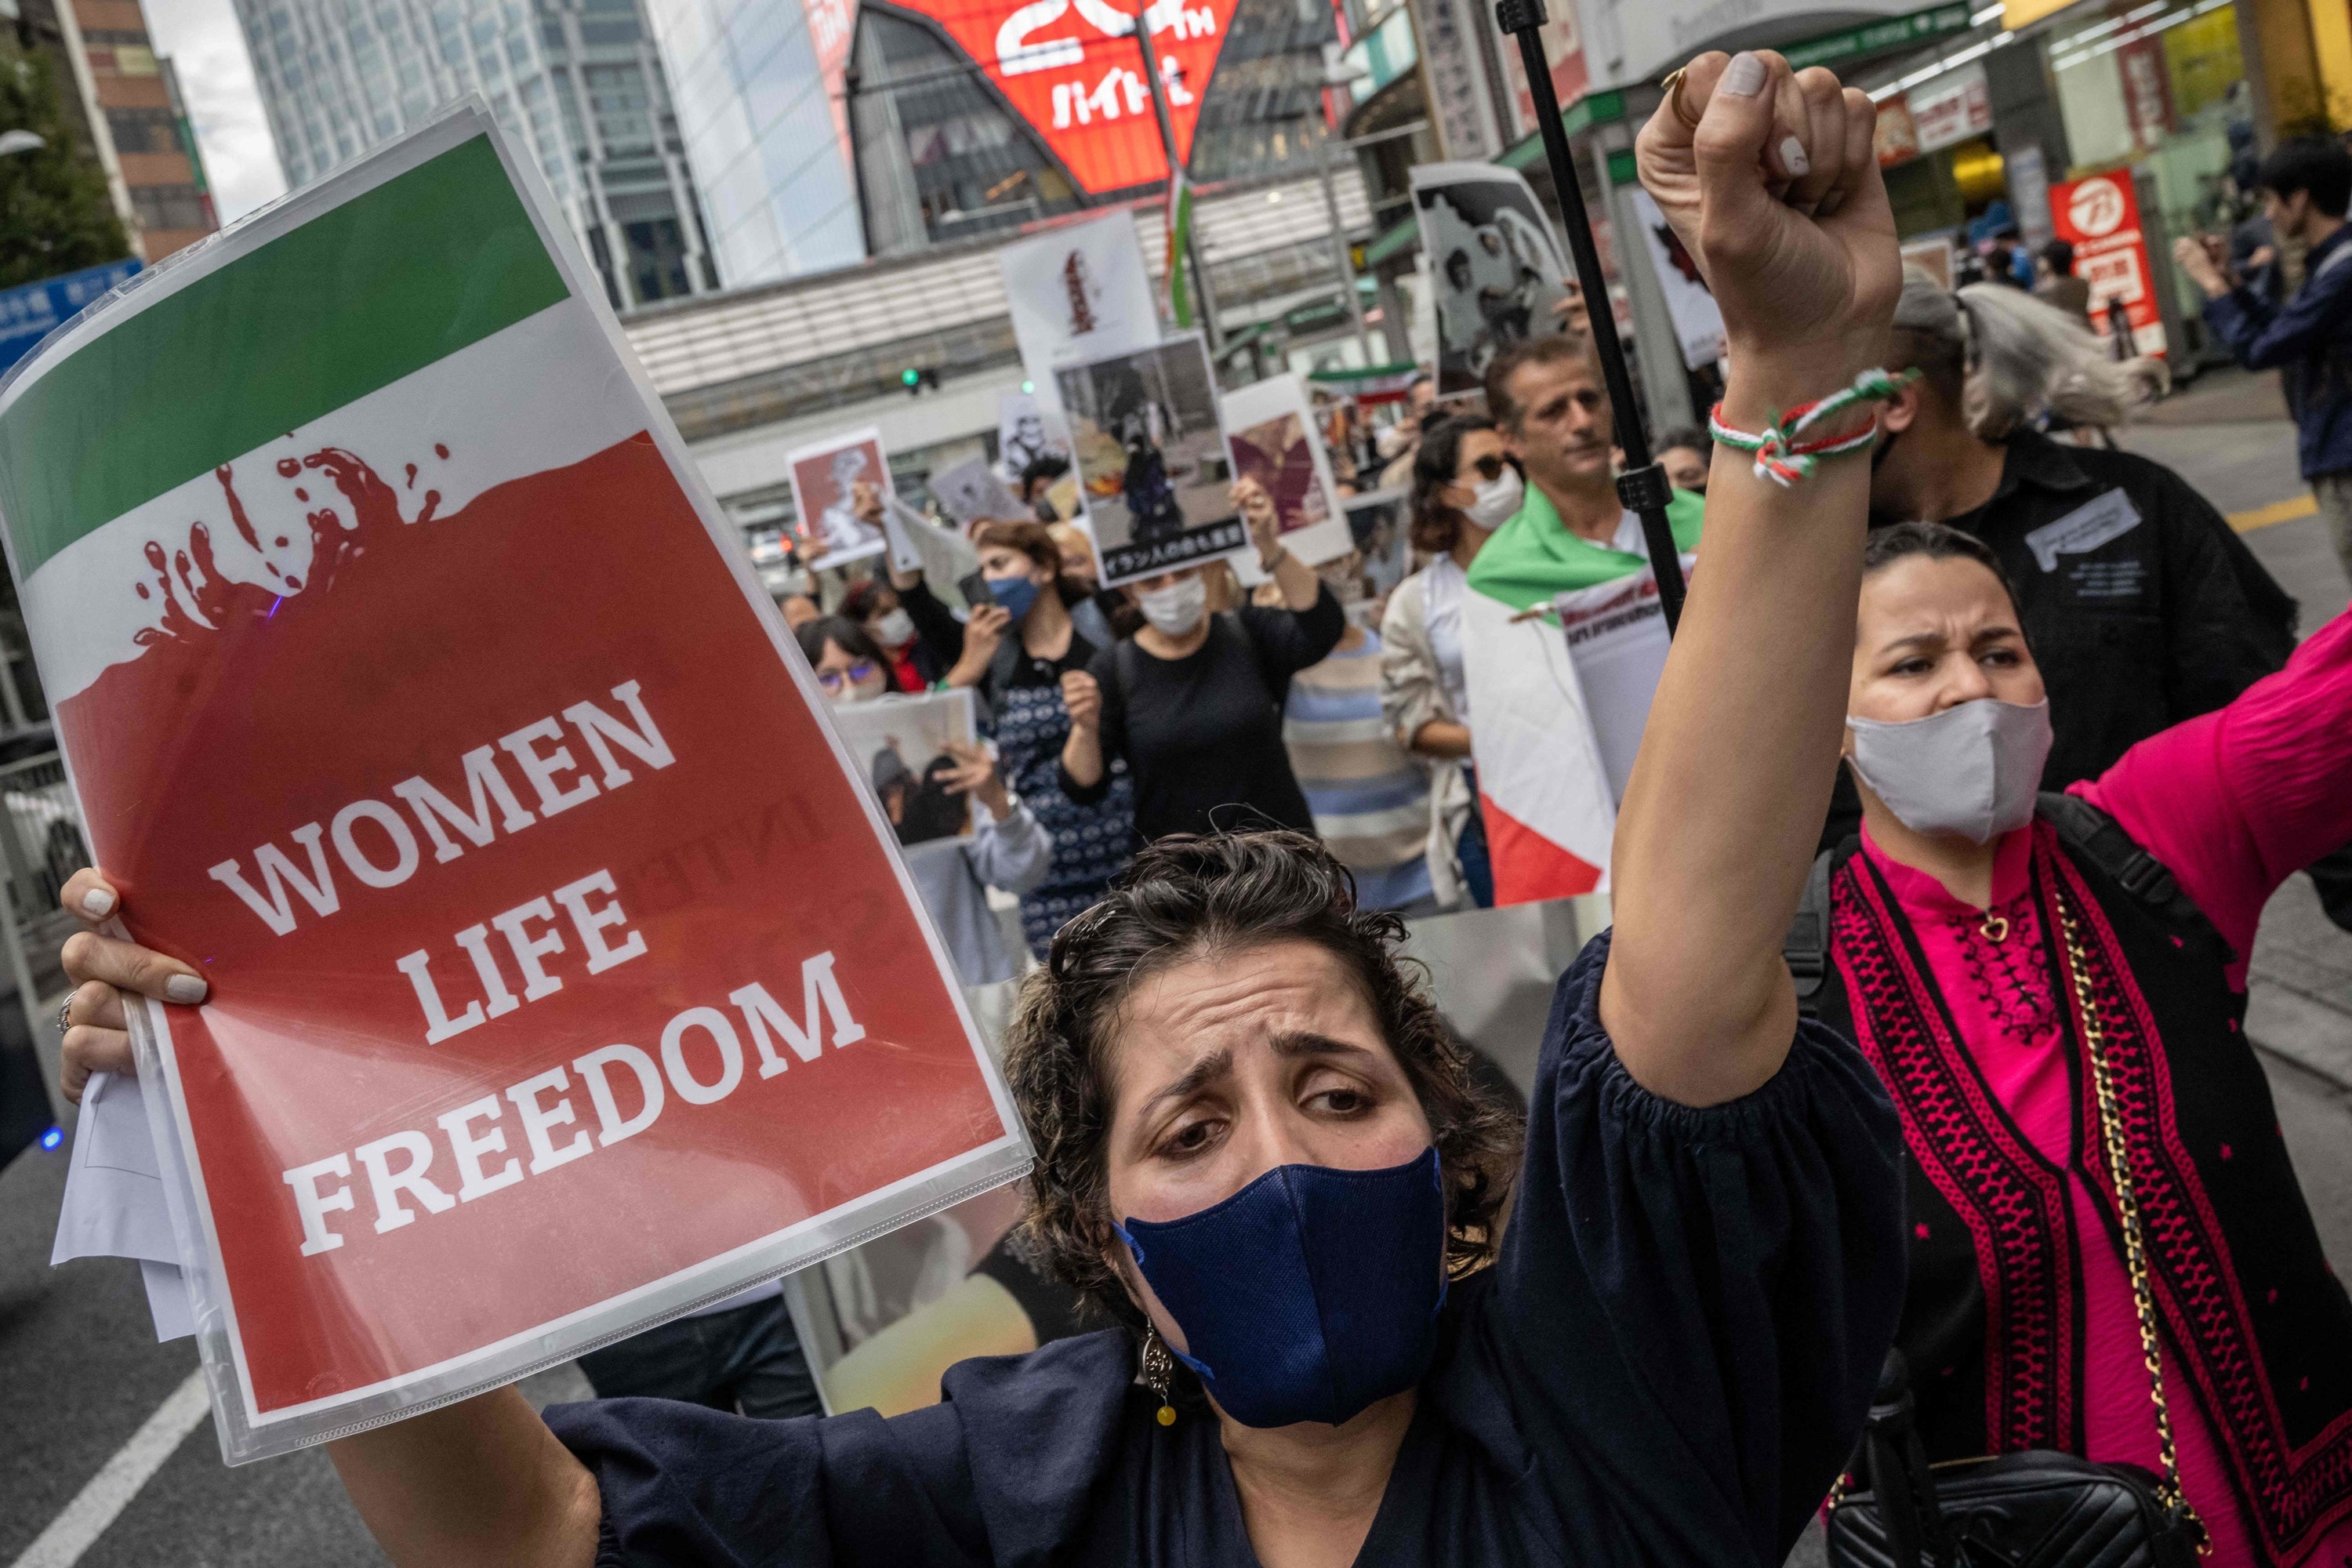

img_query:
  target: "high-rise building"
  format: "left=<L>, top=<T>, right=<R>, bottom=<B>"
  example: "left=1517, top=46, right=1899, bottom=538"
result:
left=11, top=0, right=220, bottom=262
left=640, top=0, right=867, bottom=286
left=642, top=0, right=1348, bottom=287
left=232, top=0, right=720, bottom=309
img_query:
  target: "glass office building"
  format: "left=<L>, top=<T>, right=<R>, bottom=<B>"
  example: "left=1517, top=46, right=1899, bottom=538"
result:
left=638, top=0, right=870, bottom=284
left=233, top=0, right=719, bottom=308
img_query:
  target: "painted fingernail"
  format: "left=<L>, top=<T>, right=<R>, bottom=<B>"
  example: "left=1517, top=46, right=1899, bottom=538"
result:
left=166, top=975, right=208, bottom=1004
left=1780, top=136, right=1811, bottom=176
left=1722, top=51, right=1766, bottom=97
left=80, top=887, right=115, bottom=918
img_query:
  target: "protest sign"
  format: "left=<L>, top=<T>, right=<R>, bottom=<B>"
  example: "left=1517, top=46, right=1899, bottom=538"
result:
left=1221, top=373, right=1352, bottom=568
left=825, top=690, right=982, bottom=848
left=1628, top=188, right=1723, bottom=371
left=1054, top=332, right=1244, bottom=586
left=0, top=106, right=1028, bottom=1462
left=996, top=392, right=1065, bottom=481
left=1552, top=563, right=1690, bottom=805
left=1000, top=214, right=1160, bottom=504
left=929, top=456, right=1029, bottom=532
left=786, top=426, right=895, bottom=571
left=1409, top=163, right=1573, bottom=399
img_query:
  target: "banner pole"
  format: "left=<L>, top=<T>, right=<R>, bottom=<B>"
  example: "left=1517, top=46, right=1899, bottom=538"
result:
left=1491, top=0, right=1686, bottom=636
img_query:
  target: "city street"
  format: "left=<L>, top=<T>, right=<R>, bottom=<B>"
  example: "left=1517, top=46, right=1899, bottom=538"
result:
left=5, top=372, right=2352, bottom=1566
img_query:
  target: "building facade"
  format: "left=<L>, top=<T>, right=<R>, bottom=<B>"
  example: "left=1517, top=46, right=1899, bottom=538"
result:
left=232, top=0, right=719, bottom=308
left=10, top=0, right=219, bottom=262
left=638, top=0, right=869, bottom=286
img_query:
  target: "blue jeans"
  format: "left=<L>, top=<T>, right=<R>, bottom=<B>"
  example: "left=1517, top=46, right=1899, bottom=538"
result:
left=1457, top=768, right=1496, bottom=910
left=576, top=1294, right=822, bottom=1419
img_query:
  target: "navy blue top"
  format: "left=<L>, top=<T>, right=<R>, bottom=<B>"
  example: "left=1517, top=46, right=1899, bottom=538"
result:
left=547, top=931, right=1909, bottom=1566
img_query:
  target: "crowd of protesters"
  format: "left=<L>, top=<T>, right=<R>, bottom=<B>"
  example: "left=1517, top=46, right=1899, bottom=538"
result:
left=45, top=52, right=2352, bottom=1568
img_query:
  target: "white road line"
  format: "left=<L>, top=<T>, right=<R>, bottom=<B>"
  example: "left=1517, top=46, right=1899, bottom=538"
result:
left=10, top=1370, right=209, bottom=1568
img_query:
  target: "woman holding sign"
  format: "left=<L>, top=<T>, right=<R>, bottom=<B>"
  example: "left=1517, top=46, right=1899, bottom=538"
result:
left=60, top=52, right=1914, bottom=1566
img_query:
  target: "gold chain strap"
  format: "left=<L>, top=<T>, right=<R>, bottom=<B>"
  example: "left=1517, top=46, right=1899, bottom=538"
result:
left=2056, top=891, right=2207, bottom=1548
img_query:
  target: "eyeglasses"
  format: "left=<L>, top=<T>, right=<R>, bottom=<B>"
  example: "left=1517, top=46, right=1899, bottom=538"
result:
left=816, top=660, right=880, bottom=691
left=1459, top=454, right=1508, bottom=484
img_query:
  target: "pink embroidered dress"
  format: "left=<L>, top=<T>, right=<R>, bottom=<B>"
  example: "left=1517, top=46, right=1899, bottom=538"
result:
left=1836, top=608, right=2352, bottom=1564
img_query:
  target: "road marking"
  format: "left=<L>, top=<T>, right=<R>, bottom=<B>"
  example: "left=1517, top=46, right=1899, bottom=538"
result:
left=10, top=1370, right=209, bottom=1568
left=2230, top=492, right=2318, bottom=533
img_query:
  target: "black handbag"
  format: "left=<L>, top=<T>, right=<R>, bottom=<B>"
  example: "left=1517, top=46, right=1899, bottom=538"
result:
left=1825, top=893, right=2210, bottom=1568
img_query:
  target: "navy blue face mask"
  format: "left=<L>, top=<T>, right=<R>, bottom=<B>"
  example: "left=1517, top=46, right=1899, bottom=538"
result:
left=988, top=574, right=1041, bottom=621
left=1116, top=1145, right=1447, bottom=1428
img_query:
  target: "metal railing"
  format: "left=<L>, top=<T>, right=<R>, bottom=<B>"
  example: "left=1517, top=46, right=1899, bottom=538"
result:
left=0, top=750, right=85, bottom=1120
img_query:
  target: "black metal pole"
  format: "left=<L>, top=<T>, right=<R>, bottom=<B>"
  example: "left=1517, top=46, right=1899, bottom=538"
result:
left=1493, top=0, right=1686, bottom=635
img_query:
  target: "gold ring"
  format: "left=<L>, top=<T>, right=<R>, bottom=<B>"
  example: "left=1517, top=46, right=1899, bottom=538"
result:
left=1664, top=67, right=1700, bottom=129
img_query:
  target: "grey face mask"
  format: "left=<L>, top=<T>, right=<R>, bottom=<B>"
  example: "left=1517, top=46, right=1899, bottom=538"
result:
left=1846, top=698, right=2053, bottom=844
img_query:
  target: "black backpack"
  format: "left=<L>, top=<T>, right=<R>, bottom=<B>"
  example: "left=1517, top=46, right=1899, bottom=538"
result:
left=1787, top=792, right=2220, bottom=1017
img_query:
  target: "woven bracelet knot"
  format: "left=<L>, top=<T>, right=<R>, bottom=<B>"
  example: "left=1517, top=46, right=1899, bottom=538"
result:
left=1708, top=367, right=1922, bottom=488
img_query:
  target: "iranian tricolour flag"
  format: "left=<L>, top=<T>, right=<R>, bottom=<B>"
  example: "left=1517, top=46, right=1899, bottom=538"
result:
left=0, top=108, right=1026, bottom=1461
left=1460, top=488, right=1704, bottom=905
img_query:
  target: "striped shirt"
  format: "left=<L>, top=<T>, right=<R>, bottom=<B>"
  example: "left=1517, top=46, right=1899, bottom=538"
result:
left=1283, top=629, right=1435, bottom=910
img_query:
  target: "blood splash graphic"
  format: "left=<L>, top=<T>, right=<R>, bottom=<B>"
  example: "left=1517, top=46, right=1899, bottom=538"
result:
left=56, top=433, right=1004, bottom=1413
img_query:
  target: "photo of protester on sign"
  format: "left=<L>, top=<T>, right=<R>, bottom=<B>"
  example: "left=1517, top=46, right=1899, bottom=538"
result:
left=1410, top=162, right=1575, bottom=398
left=0, top=109, right=1025, bottom=1463
left=786, top=427, right=894, bottom=571
left=826, top=689, right=982, bottom=847
left=1054, top=332, right=1243, bottom=586
left=1221, top=372, right=1354, bottom=568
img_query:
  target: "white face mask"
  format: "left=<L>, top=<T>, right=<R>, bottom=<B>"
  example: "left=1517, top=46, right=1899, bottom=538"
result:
left=1137, top=575, right=1209, bottom=637
left=869, top=608, right=916, bottom=648
left=1846, top=698, right=2054, bottom=844
left=1465, top=466, right=1523, bottom=530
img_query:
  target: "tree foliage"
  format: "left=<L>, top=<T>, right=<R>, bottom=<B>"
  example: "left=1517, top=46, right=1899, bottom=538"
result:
left=0, top=49, right=131, bottom=290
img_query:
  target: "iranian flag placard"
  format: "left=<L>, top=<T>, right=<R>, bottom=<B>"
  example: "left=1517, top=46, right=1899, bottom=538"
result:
left=0, top=107, right=1029, bottom=1461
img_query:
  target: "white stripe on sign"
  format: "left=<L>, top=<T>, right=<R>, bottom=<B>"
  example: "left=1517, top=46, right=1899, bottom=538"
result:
left=10, top=1370, right=209, bottom=1568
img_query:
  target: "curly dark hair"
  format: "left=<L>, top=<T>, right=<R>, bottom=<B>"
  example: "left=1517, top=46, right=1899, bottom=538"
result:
left=1001, top=830, right=1524, bottom=1325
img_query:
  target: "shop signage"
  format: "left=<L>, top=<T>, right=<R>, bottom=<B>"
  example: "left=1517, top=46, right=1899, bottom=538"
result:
left=1875, top=96, right=1922, bottom=165
left=891, top=0, right=1239, bottom=193
left=1782, top=0, right=1973, bottom=69
left=2050, top=171, right=2167, bottom=357
left=1908, top=62, right=1992, bottom=154
left=1578, top=0, right=1939, bottom=87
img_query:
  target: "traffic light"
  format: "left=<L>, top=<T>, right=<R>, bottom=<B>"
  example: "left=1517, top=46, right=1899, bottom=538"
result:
left=900, top=367, right=939, bottom=395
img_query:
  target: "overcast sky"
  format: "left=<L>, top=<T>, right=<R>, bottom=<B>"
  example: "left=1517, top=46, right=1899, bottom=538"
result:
left=144, top=0, right=287, bottom=223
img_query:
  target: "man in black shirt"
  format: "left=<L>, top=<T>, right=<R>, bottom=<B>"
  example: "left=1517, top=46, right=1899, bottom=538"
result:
left=1060, top=480, right=1345, bottom=841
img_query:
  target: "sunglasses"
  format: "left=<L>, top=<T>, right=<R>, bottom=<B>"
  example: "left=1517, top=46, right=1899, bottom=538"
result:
left=1460, top=454, right=1509, bottom=483
left=816, top=660, right=880, bottom=691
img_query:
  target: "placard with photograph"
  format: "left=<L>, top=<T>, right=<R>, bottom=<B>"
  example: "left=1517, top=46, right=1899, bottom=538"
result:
left=824, top=689, right=981, bottom=848
left=1053, top=332, right=1244, bottom=587
left=1221, top=372, right=1352, bottom=567
left=1410, top=162, right=1575, bottom=399
left=785, top=427, right=892, bottom=572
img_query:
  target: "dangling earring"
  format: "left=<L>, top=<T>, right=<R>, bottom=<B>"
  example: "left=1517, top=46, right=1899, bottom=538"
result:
left=1141, top=1324, right=1177, bottom=1428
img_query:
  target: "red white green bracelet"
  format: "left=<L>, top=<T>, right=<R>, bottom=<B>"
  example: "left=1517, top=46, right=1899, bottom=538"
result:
left=1708, top=367, right=1921, bottom=488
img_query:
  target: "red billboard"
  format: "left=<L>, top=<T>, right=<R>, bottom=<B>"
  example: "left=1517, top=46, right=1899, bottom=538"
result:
left=2051, top=171, right=2166, bottom=356
left=889, top=0, right=1239, bottom=192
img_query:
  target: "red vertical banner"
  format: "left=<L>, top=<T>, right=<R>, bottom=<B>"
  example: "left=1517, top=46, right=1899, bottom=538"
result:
left=2050, top=172, right=2167, bottom=358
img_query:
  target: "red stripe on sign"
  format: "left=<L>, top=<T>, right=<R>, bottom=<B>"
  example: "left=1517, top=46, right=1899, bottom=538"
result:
left=1480, top=793, right=1602, bottom=906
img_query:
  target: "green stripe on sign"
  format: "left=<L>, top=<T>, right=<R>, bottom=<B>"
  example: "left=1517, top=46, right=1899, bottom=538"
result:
left=0, top=132, right=567, bottom=576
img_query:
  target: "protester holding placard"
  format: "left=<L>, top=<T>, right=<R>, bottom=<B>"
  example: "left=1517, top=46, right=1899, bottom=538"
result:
left=940, top=521, right=1137, bottom=957
left=1058, top=477, right=1345, bottom=842
left=53, top=54, right=1915, bottom=1560
left=796, top=618, right=1049, bottom=988
left=1380, top=414, right=1516, bottom=909
left=1795, top=521, right=2352, bottom=1565
left=1459, top=333, right=1707, bottom=903
left=842, top=576, right=943, bottom=694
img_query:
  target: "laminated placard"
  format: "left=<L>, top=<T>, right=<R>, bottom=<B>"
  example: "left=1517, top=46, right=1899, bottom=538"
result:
left=1221, top=373, right=1352, bottom=568
left=0, top=104, right=1029, bottom=1462
left=1054, top=332, right=1244, bottom=587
